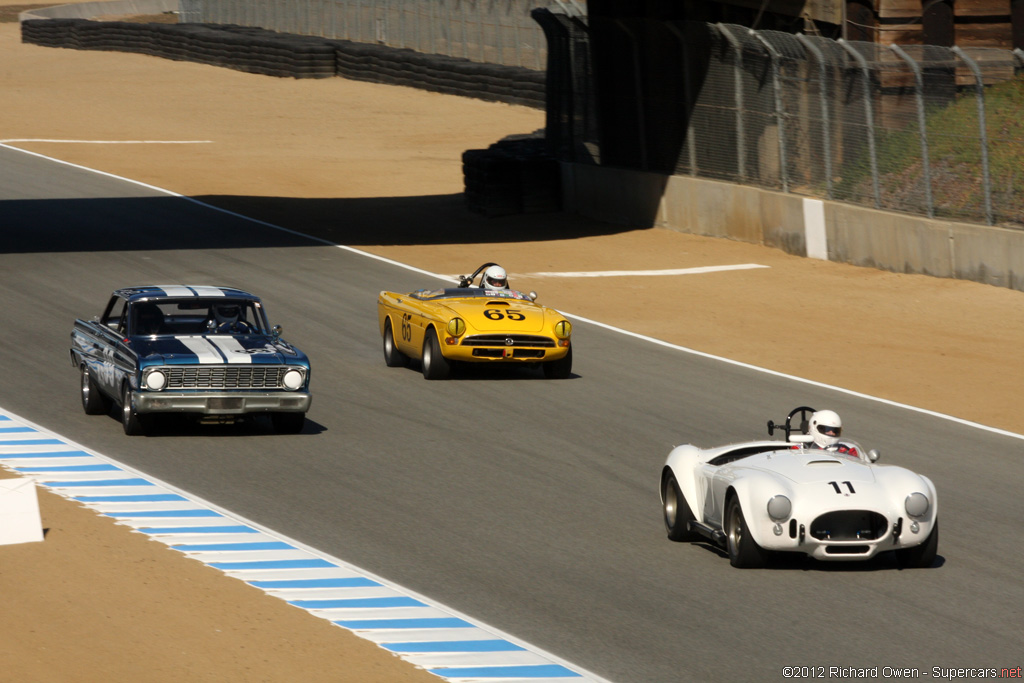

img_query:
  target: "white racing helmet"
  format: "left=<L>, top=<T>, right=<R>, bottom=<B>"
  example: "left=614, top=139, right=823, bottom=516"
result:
left=809, top=409, right=842, bottom=448
left=482, top=265, right=509, bottom=290
left=213, top=303, right=241, bottom=327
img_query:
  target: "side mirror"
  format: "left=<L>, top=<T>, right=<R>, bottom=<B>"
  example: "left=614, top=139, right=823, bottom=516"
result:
left=867, top=449, right=880, bottom=463
left=272, top=324, right=283, bottom=338
left=527, top=291, right=538, bottom=301
left=206, top=319, right=216, bottom=331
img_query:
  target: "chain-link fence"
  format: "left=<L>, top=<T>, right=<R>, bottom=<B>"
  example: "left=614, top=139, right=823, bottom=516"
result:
left=178, top=0, right=550, bottom=70
left=556, top=19, right=1024, bottom=228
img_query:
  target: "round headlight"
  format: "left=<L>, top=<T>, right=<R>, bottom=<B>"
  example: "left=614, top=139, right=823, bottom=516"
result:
left=282, top=369, right=304, bottom=391
left=766, top=495, right=792, bottom=522
left=905, top=492, right=929, bottom=518
left=145, top=370, right=166, bottom=391
left=447, top=317, right=466, bottom=337
left=554, top=320, right=572, bottom=339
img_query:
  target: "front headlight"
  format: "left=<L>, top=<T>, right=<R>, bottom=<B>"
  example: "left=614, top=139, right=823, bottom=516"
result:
left=905, top=492, right=930, bottom=518
left=447, top=317, right=466, bottom=337
left=553, top=320, right=572, bottom=339
left=143, top=369, right=166, bottom=391
left=282, top=369, right=305, bottom=391
left=767, top=495, right=792, bottom=522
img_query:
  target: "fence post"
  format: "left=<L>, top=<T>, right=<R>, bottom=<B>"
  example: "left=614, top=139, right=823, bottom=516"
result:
left=615, top=19, right=649, bottom=170
left=837, top=40, right=881, bottom=209
left=889, top=44, right=934, bottom=218
left=796, top=34, right=833, bottom=199
left=716, top=24, right=747, bottom=181
left=666, top=22, right=698, bottom=176
left=752, top=29, right=789, bottom=192
left=951, top=47, right=993, bottom=225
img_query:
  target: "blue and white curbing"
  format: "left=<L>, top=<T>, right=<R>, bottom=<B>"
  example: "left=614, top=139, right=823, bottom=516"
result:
left=0, top=409, right=607, bottom=683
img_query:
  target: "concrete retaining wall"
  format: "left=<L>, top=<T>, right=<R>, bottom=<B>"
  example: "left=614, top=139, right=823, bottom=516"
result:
left=562, top=163, right=1024, bottom=292
left=19, top=0, right=176, bottom=21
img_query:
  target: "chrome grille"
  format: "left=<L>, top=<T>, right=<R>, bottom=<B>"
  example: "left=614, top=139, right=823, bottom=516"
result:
left=162, top=366, right=288, bottom=389
left=461, top=334, right=555, bottom=348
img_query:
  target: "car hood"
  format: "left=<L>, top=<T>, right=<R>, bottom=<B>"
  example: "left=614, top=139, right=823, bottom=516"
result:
left=437, top=298, right=548, bottom=333
left=131, top=335, right=306, bottom=366
left=740, top=451, right=878, bottom=485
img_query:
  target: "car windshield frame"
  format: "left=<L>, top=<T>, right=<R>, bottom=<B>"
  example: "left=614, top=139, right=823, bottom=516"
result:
left=409, top=288, right=532, bottom=301
left=130, top=297, right=270, bottom=337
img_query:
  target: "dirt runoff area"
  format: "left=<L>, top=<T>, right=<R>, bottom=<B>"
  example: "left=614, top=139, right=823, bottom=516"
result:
left=2, top=4, right=1024, bottom=682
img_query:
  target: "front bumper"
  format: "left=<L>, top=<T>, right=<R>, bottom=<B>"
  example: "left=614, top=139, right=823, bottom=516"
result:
left=759, top=515, right=935, bottom=561
left=133, top=391, right=311, bottom=415
left=443, top=344, right=570, bottom=363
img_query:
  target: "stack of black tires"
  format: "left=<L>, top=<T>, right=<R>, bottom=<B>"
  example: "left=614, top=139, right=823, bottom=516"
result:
left=21, top=19, right=545, bottom=100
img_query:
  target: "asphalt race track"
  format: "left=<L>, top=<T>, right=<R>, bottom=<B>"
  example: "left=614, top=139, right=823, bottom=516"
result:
left=2, top=145, right=1022, bottom=682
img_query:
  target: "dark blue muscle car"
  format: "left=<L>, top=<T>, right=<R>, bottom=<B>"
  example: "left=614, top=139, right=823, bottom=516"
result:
left=70, top=286, right=311, bottom=435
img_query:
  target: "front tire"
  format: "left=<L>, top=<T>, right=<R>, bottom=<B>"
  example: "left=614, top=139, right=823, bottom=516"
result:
left=421, top=328, right=451, bottom=380
left=383, top=319, right=409, bottom=368
left=271, top=412, right=305, bottom=434
left=895, top=519, right=939, bottom=568
left=663, top=471, right=699, bottom=542
left=725, top=496, right=768, bottom=568
left=80, top=365, right=111, bottom=415
left=121, top=384, right=147, bottom=436
left=542, top=345, right=572, bottom=379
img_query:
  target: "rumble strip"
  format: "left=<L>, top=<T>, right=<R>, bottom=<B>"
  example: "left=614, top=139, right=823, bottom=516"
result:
left=0, top=410, right=607, bottom=683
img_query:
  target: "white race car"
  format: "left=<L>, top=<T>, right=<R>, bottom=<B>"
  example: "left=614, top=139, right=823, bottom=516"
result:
left=660, top=406, right=938, bottom=568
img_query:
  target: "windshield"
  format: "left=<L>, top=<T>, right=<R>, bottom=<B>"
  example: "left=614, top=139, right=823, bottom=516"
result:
left=410, top=288, right=531, bottom=301
left=131, top=298, right=267, bottom=336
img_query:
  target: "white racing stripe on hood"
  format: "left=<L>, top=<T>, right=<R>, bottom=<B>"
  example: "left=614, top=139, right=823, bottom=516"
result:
left=206, top=336, right=254, bottom=364
left=177, top=337, right=229, bottom=363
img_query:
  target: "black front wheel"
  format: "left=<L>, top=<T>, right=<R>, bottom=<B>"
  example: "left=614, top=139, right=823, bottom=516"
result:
left=421, top=328, right=451, bottom=380
left=894, top=519, right=939, bottom=568
left=271, top=412, right=305, bottom=434
left=121, top=384, right=147, bottom=436
left=725, top=496, right=768, bottom=568
left=542, top=346, right=572, bottom=379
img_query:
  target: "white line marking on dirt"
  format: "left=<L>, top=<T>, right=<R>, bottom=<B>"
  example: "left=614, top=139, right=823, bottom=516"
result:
left=1, top=139, right=213, bottom=144
left=524, top=264, right=769, bottom=278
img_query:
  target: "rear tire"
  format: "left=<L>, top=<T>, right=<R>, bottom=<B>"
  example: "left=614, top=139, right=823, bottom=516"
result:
left=725, top=496, right=768, bottom=568
left=383, top=319, right=409, bottom=367
left=895, top=519, right=938, bottom=568
left=663, top=471, right=699, bottom=542
left=542, top=345, right=572, bottom=379
left=80, top=364, right=111, bottom=415
left=421, top=328, right=451, bottom=380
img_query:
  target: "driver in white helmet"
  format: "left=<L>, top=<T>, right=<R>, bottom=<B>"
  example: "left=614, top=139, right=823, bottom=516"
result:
left=480, top=264, right=509, bottom=290
left=808, top=410, right=859, bottom=459
left=210, top=303, right=250, bottom=333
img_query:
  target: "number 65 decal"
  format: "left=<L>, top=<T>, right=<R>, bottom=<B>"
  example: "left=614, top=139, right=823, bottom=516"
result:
left=484, top=309, right=525, bottom=321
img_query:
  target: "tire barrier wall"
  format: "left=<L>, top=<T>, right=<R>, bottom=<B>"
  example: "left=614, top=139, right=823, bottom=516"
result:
left=20, top=19, right=545, bottom=107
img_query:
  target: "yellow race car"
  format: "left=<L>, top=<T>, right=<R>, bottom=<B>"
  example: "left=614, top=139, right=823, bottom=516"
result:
left=377, top=263, right=573, bottom=379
